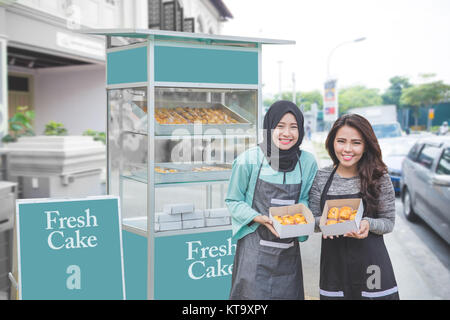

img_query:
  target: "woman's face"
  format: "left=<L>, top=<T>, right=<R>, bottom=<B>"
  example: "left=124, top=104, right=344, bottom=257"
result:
left=272, top=112, right=299, bottom=150
left=334, top=125, right=365, bottom=170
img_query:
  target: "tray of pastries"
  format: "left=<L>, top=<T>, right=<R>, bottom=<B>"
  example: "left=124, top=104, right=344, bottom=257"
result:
left=154, top=103, right=252, bottom=135
left=124, top=163, right=232, bottom=184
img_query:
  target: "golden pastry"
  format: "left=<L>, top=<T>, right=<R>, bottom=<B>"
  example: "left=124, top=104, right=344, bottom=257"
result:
left=339, top=206, right=353, bottom=220
left=293, top=213, right=306, bottom=224
left=154, top=167, right=178, bottom=174
left=282, top=215, right=295, bottom=225
left=273, top=216, right=283, bottom=223
left=326, top=220, right=338, bottom=226
left=327, top=207, right=340, bottom=220
left=349, top=213, right=357, bottom=220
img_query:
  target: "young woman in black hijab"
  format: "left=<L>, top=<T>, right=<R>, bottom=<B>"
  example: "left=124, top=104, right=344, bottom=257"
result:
left=259, top=100, right=305, bottom=172
left=225, top=100, right=318, bottom=299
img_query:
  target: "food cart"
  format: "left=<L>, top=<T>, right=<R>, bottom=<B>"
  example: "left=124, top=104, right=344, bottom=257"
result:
left=85, top=29, right=294, bottom=299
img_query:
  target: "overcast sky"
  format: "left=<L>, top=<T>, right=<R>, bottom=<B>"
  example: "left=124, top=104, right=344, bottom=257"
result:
left=221, top=0, right=450, bottom=97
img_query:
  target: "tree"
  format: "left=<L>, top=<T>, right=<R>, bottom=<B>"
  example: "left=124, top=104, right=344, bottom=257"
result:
left=264, top=90, right=323, bottom=111
left=299, top=90, right=323, bottom=111
left=382, top=76, right=412, bottom=107
left=400, top=78, right=450, bottom=127
left=338, top=85, right=383, bottom=114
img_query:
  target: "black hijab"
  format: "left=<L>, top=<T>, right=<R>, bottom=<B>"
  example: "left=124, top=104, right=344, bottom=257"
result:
left=259, top=100, right=305, bottom=172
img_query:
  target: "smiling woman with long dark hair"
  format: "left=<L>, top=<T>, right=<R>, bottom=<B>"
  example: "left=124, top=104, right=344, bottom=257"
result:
left=309, top=113, right=399, bottom=300
left=326, top=114, right=388, bottom=216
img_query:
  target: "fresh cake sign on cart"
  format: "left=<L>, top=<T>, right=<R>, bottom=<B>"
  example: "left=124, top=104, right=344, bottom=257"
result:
left=15, top=196, right=125, bottom=300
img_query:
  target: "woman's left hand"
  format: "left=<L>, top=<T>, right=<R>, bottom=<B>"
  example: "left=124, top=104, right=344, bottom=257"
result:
left=344, top=219, right=369, bottom=239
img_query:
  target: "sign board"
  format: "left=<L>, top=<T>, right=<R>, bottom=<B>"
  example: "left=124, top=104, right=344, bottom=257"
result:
left=428, top=108, right=435, bottom=120
left=56, top=32, right=105, bottom=58
left=323, top=79, right=338, bottom=122
left=154, top=229, right=235, bottom=299
left=16, top=196, right=125, bottom=300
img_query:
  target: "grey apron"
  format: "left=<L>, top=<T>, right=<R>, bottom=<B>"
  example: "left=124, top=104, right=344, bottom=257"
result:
left=229, top=154, right=304, bottom=300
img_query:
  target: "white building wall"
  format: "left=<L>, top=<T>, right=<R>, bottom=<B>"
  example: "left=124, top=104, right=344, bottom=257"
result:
left=16, top=0, right=125, bottom=29
left=180, top=0, right=224, bottom=34
left=2, top=0, right=229, bottom=140
left=122, top=0, right=148, bottom=29
left=34, top=64, right=106, bottom=135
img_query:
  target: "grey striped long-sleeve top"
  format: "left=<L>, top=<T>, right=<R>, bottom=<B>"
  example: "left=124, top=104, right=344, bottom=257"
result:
left=308, top=166, right=396, bottom=235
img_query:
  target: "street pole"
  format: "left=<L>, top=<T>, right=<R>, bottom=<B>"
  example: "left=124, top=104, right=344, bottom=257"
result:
left=278, top=60, right=283, bottom=97
left=292, top=72, right=296, bottom=105
left=326, top=37, right=366, bottom=80
left=325, top=37, right=366, bottom=130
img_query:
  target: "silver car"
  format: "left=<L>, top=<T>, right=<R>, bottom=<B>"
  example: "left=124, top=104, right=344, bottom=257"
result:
left=401, top=136, right=450, bottom=244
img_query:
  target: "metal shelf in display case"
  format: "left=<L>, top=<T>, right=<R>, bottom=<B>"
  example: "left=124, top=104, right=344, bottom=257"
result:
left=124, top=162, right=232, bottom=185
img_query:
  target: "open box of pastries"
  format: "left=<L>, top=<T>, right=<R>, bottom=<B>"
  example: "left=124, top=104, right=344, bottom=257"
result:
left=319, top=198, right=364, bottom=237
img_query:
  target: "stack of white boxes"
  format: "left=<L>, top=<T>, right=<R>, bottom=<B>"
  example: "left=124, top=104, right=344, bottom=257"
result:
left=154, top=204, right=231, bottom=231
left=204, top=208, right=231, bottom=227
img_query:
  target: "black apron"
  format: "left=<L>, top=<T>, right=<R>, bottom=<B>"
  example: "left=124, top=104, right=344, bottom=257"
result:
left=229, top=154, right=304, bottom=300
left=319, top=166, right=399, bottom=300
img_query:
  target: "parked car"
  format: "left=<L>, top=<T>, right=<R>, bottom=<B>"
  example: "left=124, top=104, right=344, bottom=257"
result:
left=380, top=133, right=432, bottom=194
left=401, top=136, right=450, bottom=244
left=380, top=137, right=418, bottom=194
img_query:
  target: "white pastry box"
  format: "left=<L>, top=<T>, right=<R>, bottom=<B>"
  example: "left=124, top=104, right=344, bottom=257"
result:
left=155, top=221, right=182, bottom=232
left=181, top=210, right=205, bottom=229
left=269, top=203, right=314, bottom=239
left=156, top=212, right=182, bottom=223
left=319, top=198, right=364, bottom=237
left=163, top=203, right=195, bottom=215
left=204, top=208, right=230, bottom=227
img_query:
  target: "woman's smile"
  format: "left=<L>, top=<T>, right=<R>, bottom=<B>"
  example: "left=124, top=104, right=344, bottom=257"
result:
left=279, top=137, right=294, bottom=145
left=342, top=154, right=354, bottom=161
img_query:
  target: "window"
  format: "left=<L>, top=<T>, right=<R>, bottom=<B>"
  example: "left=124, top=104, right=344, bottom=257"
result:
left=372, top=123, right=402, bottom=139
left=407, top=143, right=422, bottom=161
left=417, top=144, right=441, bottom=169
left=8, top=76, right=29, bottom=92
left=436, top=148, right=450, bottom=175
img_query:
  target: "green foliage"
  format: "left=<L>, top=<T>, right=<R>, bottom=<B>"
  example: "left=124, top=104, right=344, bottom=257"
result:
left=44, top=121, right=68, bottom=136
left=1, top=106, right=35, bottom=143
left=263, top=90, right=323, bottom=111
left=298, top=90, right=324, bottom=111
left=382, top=76, right=412, bottom=107
left=400, top=76, right=450, bottom=126
left=83, top=129, right=106, bottom=145
left=338, top=85, right=383, bottom=114
left=263, top=74, right=450, bottom=129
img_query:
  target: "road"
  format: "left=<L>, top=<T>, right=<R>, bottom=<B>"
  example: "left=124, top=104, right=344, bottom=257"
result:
left=393, top=197, right=450, bottom=274
left=301, top=196, right=450, bottom=300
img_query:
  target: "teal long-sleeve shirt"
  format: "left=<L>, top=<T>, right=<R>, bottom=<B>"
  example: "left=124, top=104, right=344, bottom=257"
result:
left=225, top=146, right=318, bottom=242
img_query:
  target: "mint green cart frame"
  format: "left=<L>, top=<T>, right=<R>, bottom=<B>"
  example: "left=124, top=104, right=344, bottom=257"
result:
left=85, top=29, right=294, bottom=300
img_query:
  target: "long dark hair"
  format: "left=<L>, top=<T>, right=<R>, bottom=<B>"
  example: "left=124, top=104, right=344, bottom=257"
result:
left=325, top=114, right=388, bottom=216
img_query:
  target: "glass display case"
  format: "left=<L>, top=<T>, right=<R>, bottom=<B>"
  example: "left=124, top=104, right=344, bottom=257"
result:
left=108, top=86, right=257, bottom=234
left=87, top=29, right=294, bottom=300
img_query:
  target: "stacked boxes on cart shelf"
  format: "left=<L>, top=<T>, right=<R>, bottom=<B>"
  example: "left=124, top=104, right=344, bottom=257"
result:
left=156, top=203, right=230, bottom=231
